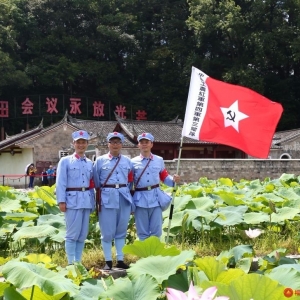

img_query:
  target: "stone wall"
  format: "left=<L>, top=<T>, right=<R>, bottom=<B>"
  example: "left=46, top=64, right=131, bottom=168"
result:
left=20, top=126, right=75, bottom=166
left=164, top=159, right=300, bottom=182
left=5, top=158, right=300, bottom=188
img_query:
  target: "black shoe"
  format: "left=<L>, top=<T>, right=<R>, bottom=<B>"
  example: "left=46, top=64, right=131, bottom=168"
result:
left=103, top=261, right=112, bottom=270
left=116, top=260, right=129, bottom=269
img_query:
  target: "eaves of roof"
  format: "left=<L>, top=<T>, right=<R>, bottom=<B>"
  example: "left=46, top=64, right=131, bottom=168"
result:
left=0, top=126, right=43, bottom=151
left=0, top=112, right=78, bottom=150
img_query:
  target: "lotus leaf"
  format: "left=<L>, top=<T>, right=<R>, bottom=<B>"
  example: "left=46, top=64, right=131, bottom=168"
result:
left=99, top=274, right=160, bottom=300
left=123, top=236, right=180, bottom=258
left=127, top=250, right=195, bottom=284
left=2, top=261, right=79, bottom=296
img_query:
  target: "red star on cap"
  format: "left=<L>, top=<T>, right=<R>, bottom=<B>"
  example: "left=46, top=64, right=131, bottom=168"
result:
left=113, top=132, right=118, bottom=135
left=142, top=133, right=146, bottom=137
left=79, top=131, right=84, bottom=136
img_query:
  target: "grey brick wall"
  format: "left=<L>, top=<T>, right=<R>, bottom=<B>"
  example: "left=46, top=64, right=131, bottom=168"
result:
left=164, top=159, right=300, bottom=182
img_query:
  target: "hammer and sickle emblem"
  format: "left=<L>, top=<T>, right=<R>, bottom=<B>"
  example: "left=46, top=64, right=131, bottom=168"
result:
left=226, top=110, right=236, bottom=122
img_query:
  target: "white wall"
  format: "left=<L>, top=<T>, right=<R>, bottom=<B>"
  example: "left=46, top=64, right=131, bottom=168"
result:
left=0, top=148, right=33, bottom=188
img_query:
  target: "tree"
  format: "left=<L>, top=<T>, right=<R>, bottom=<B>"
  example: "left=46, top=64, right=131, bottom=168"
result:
left=0, top=0, right=31, bottom=96
left=187, top=0, right=300, bottom=130
left=123, top=0, right=197, bottom=120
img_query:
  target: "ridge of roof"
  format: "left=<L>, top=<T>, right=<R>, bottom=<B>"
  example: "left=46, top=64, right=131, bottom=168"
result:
left=114, top=112, right=183, bottom=126
left=118, top=122, right=136, bottom=140
left=0, top=126, right=43, bottom=150
left=5, top=119, right=43, bottom=140
left=1, top=114, right=80, bottom=149
left=68, top=114, right=117, bottom=125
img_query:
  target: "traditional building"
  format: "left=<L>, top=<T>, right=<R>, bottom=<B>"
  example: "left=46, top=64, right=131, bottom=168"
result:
left=3, top=111, right=288, bottom=187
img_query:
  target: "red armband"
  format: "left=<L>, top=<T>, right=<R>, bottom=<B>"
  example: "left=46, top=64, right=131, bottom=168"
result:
left=160, top=169, right=169, bottom=181
left=89, top=178, right=95, bottom=188
left=128, top=171, right=133, bottom=183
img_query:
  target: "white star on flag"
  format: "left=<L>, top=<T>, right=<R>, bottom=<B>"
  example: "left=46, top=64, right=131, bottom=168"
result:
left=220, top=100, right=249, bottom=132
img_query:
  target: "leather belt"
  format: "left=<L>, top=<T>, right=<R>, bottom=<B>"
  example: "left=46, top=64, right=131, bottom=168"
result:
left=102, top=184, right=127, bottom=188
left=66, top=187, right=90, bottom=191
left=135, top=184, right=160, bottom=191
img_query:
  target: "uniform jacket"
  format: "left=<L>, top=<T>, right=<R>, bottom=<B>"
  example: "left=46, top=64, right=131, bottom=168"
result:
left=93, top=153, right=133, bottom=209
left=56, top=153, right=94, bottom=209
left=131, top=154, right=173, bottom=210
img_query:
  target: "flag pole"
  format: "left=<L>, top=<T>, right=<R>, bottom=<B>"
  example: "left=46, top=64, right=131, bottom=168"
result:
left=166, top=135, right=184, bottom=244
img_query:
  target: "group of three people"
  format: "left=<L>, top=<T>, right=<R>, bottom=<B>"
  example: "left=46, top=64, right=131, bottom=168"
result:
left=56, top=130, right=180, bottom=270
left=27, top=164, right=56, bottom=188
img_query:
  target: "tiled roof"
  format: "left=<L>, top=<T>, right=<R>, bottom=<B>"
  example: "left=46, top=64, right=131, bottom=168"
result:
left=16, top=112, right=79, bottom=146
left=0, top=112, right=75, bottom=150
left=273, top=128, right=300, bottom=145
left=2, top=112, right=291, bottom=151
left=116, top=115, right=214, bottom=145
left=67, top=116, right=135, bottom=146
left=68, top=115, right=213, bottom=145
left=68, top=116, right=118, bottom=140
left=0, top=121, right=43, bottom=151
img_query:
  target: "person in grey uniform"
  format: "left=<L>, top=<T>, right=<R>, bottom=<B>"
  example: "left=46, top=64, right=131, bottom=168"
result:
left=93, top=132, right=133, bottom=270
left=56, top=130, right=94, bottom=265
left=131, top=132, right=180, bottom=241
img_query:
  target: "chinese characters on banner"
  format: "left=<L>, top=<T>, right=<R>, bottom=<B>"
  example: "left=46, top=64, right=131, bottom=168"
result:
left=21, top=98, right=34, bottom=114
left=46, top=97, right=58, bottom=113
left=0, top=97, right=147, bottom=120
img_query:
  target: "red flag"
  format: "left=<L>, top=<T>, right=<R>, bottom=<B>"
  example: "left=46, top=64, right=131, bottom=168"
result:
left=182, top=67, right=283, bottom=158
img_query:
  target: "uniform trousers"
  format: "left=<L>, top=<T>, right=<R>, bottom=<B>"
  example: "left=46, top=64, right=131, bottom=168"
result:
left=65, top=208, right=91, bottom=264
left=99, top=195, right=131, bottom=261
left=134, top=206, right=162, bottom=241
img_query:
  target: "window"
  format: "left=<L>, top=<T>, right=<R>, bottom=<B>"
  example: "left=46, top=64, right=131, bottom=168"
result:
left=59, top=150, right=69, bottom=158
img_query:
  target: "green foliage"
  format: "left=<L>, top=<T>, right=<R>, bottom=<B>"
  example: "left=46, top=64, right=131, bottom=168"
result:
left=3, top=286, right=26, bottom=300
left=13, top=225, right=58, bottom=241
left=2, top=261, right=79, bottom=297
left=0, top=0, right=300, bottom=132
left=162, top=174, right=300, bottom=250
left=0, top=186, right=65, bottom=256
left=0, top=0, right=31, bottom=95
left=201, top=274, right=290, bottom=300
left=3, top=177, right=300, bottom=298
left=127, top=250, right=195, bottom=284
left=99, top=275, right=160, bottom=300
left=96, top=241, right=300, bottom=299
left=123, top=236, right=180, bottom=258
left=187, top=0, right=300, bottom=130
left=0, top=0, right=300, bottom=130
